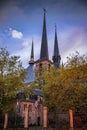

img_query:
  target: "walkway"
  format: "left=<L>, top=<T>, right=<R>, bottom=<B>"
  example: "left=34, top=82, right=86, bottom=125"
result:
left=29, top=126, right=43, bottom=130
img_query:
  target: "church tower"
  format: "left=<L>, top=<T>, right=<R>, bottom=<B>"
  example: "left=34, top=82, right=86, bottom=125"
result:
left=35, top=9, right=52, bottom=78
left=52, top=25, right=61, bottom=68
left=25, top=11, right=61, bottom=83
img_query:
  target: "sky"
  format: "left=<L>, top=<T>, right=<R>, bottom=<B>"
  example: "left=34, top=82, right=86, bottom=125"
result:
left=0, top=0, right=87, bottom=68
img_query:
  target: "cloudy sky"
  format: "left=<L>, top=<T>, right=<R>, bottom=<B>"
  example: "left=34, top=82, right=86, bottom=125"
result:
left=0, top=0, right=87, bottom=67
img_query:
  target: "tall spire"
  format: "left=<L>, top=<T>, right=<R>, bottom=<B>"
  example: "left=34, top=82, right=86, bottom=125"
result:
left=40, top=9, right=49, bottom=60
left=52, top=25, right=61, bottom=68
left=29, top=40, right=34, bottom=64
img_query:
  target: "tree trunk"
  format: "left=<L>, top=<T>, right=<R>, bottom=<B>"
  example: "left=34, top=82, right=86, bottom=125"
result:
left=4, top=112, right=8, bottom=129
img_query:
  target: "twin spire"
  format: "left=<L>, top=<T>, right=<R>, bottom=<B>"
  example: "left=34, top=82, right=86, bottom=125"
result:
left=52, top=25, right=61, bottom=68
left=40, top=9, right=49, bottom=60
left=29, top=9, right=61, bottom=68
left=29, top=40, right=34, bottom=64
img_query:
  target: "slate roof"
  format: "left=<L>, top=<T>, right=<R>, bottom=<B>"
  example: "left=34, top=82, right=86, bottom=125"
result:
left=24, top=64, right=35, bottom=83
left=20, top=89, right=43, bottom=103
left=34, top=89, right=43, bottom=96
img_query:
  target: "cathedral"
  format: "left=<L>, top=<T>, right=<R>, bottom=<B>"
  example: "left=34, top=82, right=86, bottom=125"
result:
left=25, top=10, right=61, bottom=84
left=16, top=10, right=61, bottom=126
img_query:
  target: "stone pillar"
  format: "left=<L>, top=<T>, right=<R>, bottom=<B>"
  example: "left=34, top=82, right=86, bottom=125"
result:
left=40, top=104, right=43, bottom=125
left=43, top=106, right=47, bottom=129
left=69, top=109, right=74, bottom=130
left=24, top=107, right=29, bottom=129
left=4, top=112, right=8, bottom=129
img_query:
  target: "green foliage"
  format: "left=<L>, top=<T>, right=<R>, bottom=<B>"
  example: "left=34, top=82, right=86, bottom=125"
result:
left=22, top=82, right=37, bottom=98
left=0, top=48, right=26, bottom=113
left=43, top=52, right=87, bottom=111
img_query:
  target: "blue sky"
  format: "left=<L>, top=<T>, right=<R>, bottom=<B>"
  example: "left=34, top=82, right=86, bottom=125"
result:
left=0, top=0, right=87, bottom=68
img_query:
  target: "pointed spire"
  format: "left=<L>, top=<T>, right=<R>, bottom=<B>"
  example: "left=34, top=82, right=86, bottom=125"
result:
left=52, top=25, right=61, bottom=68
left=40, top=9, right=49, bottom=60
left=29, top=40, right=34, bottom=64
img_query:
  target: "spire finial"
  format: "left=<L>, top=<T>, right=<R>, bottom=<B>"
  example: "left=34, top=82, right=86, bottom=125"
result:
left=43, top=8, right=46, bottom=14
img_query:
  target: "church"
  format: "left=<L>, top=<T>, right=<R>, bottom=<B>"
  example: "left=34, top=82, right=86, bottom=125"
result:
left=25, top=9, right=61, bottom=83
left=16, top=10, right=61, bottom=127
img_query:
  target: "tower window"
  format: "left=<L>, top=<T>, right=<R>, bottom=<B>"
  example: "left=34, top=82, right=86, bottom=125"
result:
left=48, top=64, right=50, bottom=71
left=39, top=63, right=42, bottom=69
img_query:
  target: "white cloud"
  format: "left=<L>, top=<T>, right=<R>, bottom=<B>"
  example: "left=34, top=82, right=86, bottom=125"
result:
left=22, top=41, right=29, bottom=48
left=11, top=27, right=87, bottom=68
left=11, top=35, right=41, bottom=68
left=11, top=29, right=23, bottom=39
left=60, top=27, right=87, bottom=63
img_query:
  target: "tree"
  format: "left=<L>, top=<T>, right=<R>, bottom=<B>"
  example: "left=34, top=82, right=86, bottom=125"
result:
left=0, top=48, right=26, bottom=128
left=63, top=52, right=87, bottom=111
left=43, top=52, right=87, bottom=112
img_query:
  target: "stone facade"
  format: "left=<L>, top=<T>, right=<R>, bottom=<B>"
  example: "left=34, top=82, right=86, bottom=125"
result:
left=16, top=100, right=43, bottom=126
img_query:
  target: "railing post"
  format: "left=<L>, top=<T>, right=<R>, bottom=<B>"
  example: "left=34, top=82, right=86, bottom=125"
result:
left=43, top=106, right=47, bottom=130
left=69, top=109, right=74, bottom=130
left=4, top=112, right=8, bottom=129
left=24, top=106, right=29, bottom=129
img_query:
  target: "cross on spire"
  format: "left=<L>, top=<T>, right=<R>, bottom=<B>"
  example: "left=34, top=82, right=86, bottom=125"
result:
left=43, top=8, right=46, bottom=14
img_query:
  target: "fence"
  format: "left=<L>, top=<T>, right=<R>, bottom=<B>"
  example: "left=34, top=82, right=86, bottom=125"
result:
left=0, top=127, right=87, bottom=130
left=47, top=111, right=69, bottom=130
left=47, top=110, right=87, bottom=130
left=0, top=111, right=87, bottom=130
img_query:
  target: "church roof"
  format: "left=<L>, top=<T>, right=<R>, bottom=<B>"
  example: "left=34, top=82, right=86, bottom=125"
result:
left=24, top=40, right=35, bottom=84
left=34, top=89, right=43, bottom=96
left=24, top=64, right=35, bottom=83
left=20, top=89, right=43, bottom=103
